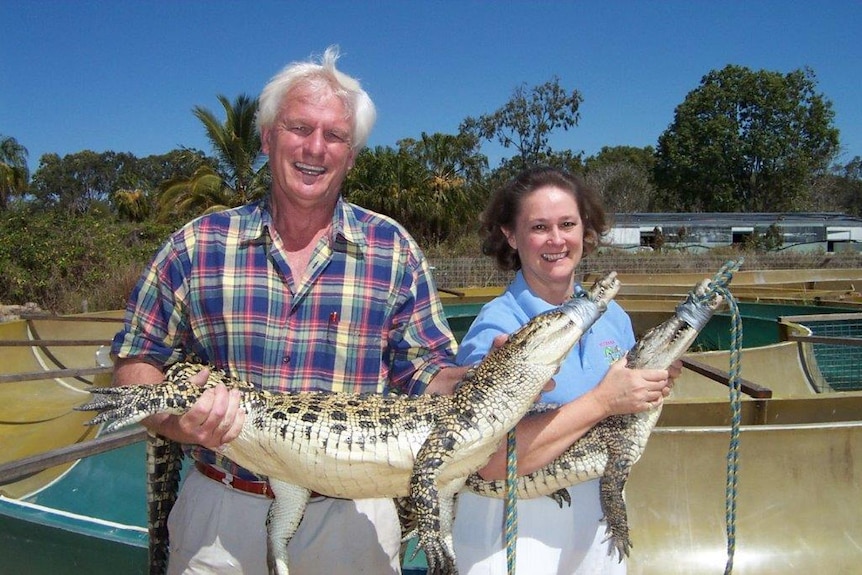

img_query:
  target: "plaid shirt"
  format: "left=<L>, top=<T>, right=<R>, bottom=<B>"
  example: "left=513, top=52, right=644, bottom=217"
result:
left=112, top=196, right=457, bottom=478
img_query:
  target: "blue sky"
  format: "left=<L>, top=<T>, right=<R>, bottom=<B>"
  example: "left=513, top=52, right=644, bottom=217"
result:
left=3, top=1, right=861, bottom=174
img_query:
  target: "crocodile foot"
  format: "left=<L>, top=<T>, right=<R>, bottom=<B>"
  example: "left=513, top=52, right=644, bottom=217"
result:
left=419, top=533, right=458, bottom=575
left=601, top=516, right=632, bottom=562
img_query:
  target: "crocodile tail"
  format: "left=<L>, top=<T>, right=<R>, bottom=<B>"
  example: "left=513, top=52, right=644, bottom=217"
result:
left=147, top=433, right=184, bottom=575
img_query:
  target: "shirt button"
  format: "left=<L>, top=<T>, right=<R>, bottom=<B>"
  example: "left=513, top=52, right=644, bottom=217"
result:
left=282, top=355, right=290, bottom=364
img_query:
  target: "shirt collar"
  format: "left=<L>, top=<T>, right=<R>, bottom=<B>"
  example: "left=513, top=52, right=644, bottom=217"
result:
left=237, top=196, right=366, bottom=250
left=237, top=199, right=269, bottom=246
left=332, top=196, right=367, bottom=250
left=509, top=270, right=585, bottom=316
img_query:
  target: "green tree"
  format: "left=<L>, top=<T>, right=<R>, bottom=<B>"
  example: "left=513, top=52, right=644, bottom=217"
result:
left=114, top=188, right=152, bottom=223
left=834, top=156, right=862, bottom=217
left=398, top=131, right=487, bottom=186
left=461, top=77, right=583, bottom=171
left=0, top=135, right=30, bottom=210
left=585, top=145, right=656, bottom=175
left=584, top=146, right=656, bottom=212
left=134, top=148, right=212, bottom=190
left=157, top=94, right=268, bottom=221
left=343, top=145, right=478, bottom=244
left=28, top=148, right=209, bottom=218
left=30, top=150, right=138, bottom=214
left=158, top=165, right=238, bottom=222
left=654, top=65, right=840, bottom=212
left=114, top=148, right=213, bottom=222
left=812, top=156, right=862, bottom=217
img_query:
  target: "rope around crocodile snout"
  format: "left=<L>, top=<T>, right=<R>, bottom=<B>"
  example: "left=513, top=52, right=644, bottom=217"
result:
left=695, top=258, right=745, bottom=575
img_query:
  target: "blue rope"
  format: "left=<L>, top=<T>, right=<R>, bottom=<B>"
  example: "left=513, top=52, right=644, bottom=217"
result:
left=698, top=259, right=744, bottom=575
left=722, top=286, right=742, bottom=575
left=504, top=428, right=518, bottom=575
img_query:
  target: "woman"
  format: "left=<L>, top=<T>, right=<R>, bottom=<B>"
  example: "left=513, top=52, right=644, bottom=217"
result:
left=452, top=166, right=679, bottom=574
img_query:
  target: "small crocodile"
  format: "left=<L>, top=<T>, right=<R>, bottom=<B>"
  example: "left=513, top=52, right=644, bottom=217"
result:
left=465, top=265, right=735, bottom=560
left=77, top=272, right=620, bottom=575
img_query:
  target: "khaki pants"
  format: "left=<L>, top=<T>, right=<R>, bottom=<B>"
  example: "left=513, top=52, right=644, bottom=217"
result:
left=167, top=467, right=402, bottom=574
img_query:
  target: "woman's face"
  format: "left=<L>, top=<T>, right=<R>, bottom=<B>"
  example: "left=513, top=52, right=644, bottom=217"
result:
left=503, top=185, right=586, bottom=303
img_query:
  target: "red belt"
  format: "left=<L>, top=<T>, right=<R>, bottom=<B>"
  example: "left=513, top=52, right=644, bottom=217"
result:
left=195, top=462, right=274, bottom=499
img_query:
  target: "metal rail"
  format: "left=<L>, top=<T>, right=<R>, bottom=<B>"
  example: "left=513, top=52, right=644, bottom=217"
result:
left=681, top=357, right=773, bottom=399
left=0, top=366, right=113, bottom=384
left=0, top=426, right=147, bottom=485
left=0, top=339, right=113, bottom=347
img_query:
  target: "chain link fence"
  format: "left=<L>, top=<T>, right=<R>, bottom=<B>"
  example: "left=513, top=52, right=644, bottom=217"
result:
left=429, top=250, right=862, bottom=290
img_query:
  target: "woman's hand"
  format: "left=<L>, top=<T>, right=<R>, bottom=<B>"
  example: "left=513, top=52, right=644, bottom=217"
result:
left=588, top=358, right=677, bottom=416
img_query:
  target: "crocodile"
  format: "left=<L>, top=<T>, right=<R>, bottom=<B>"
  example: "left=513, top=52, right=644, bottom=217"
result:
left=465, top=262, right=736, bottom=561
left=77, top=272, right=620, bottom=575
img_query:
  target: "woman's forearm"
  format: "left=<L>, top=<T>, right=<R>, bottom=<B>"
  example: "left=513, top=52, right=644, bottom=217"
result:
left=477, top=390, right=609, bottom=480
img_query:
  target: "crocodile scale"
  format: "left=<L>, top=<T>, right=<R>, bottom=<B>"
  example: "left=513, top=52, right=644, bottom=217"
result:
left=78, top=272, right=620, bottom=575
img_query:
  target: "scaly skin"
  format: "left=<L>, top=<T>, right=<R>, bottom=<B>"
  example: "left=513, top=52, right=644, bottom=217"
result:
left=79, top=272, right=621, bottom=575
left=145, top=434, right=182, bottom=575
left=465, top=273, right=732, bottom=561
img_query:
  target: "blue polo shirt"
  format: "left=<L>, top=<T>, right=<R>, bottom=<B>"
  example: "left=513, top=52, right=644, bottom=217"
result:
left=456, top=271, right=635, bottom=405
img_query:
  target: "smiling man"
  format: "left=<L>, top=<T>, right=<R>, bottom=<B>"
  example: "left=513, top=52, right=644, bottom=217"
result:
left=111, top=46, right=467, bottom=574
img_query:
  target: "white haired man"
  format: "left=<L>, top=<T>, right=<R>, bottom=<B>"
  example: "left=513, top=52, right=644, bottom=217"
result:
left=112, top=46, right=467, bottom=574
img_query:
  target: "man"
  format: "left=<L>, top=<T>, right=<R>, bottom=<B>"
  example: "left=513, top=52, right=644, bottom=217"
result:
left=112, top=46, right=466, bottom=574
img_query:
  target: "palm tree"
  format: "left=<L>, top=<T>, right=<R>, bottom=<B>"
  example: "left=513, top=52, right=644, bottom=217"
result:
left=158, top=165, right=236, bottom=223
left=0, top=135, right=30, bottom=210
left=114, top=188, right=152, bottom=222
left=399, top=131, right=487, bottom=187
left=157, top=95, right=268, bottom=221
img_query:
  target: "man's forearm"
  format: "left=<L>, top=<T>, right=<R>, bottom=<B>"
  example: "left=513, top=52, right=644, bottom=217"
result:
left=112, top=357, right=171, bottom=434
left=113, top=357, right=164, bottom=386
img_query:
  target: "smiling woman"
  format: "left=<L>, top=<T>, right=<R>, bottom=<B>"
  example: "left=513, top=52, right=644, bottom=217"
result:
left=452, top=166, right=679, bottom=575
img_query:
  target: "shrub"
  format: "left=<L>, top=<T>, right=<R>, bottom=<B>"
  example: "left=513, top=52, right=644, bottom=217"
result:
left=0, top=206, right=173, bottom=313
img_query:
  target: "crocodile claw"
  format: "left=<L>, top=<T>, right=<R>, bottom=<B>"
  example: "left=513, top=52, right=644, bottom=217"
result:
left=602, top=521, right=631, bottom=562
left=419, top=533, right=458, bottom=575
left=548, top=487, right=571, bottom=507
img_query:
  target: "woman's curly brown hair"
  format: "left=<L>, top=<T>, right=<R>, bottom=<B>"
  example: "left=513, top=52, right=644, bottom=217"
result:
left=480, top=166, right=608, bottom=272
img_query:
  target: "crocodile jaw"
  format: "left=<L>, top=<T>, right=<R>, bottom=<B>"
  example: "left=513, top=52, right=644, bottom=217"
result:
left=628, top=278, right=724, bottom=370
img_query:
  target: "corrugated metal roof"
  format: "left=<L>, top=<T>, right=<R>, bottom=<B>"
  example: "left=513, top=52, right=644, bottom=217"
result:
left=610, top=212, right=862, bottom=228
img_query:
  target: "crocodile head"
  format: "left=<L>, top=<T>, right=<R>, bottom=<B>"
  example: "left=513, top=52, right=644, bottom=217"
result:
left=497, top=271, right=621, bottom=372
left=627, top=278, right=725, bottom=370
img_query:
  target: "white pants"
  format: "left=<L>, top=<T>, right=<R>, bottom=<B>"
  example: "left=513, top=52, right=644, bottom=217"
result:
left=166, top=467, right=402, bottom=574
left=453, top=480, right=627, bottom=575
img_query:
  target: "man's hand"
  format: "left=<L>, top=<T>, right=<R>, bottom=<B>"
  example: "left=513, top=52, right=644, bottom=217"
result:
left=115, top=359, right=246, bottom=449
left=171, top=368, right=246, bottom=449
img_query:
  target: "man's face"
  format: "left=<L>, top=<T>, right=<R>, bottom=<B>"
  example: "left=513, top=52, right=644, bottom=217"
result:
left=262, top=85, right=356, bottom=209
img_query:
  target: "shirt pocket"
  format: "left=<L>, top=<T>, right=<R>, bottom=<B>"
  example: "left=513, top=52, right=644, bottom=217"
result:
left=324, top=319, right=387, bottom=391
